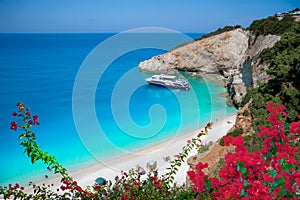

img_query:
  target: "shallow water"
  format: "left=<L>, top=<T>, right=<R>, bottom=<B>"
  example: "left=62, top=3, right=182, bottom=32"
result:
left=0, top=33, right=236, bottom=186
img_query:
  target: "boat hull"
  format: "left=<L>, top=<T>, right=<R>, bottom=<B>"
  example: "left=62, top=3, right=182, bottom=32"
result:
left=147, top=81, right=190, bottom=91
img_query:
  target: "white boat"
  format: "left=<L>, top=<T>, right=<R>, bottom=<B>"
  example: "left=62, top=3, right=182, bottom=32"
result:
left=145, top=74, right=190, bottom=90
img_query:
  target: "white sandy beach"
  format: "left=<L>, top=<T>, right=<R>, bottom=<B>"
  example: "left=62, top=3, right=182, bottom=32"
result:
left=33, top=114, right=236, bottom=191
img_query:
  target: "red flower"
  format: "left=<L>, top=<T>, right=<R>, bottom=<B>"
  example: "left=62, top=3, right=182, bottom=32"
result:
left=31, top=133, right=35, bottom=137
left=232, top=135, right=244, bottom=147
left=290, top=120, right=300, bottom=135
left=154, top=182, right=163, bottom=189
left=75, top=186, right=83, bottom=193
left=121, top=194, right=128, bottom=200
left=134, top=181, right=140, bottom=186
left=25, top=111, right=31, bottom=117
left=210, top=177, right=220, bottom=188
left=263, top=174, right=272, bottom=183
left=10, top=121, right=18, bottom=131
left=33, top=114, right=39, bottom=124
left=95, top=185, right=101, bottom=190
left=223, top=135, right=234, bottom=146
left=195, top=162, right=208, bottom=171
left=151, top=176, right=158, bottom=181
left=12, top=112, right=17, bottom=116
left=28, top=120, right=33, bottom=125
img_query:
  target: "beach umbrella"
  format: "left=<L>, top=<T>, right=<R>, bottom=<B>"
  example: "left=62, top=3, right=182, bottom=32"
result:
left=95, top=177, right=107, bottom=185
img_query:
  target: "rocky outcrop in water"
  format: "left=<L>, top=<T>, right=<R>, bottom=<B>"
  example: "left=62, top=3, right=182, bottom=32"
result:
left=139, top=28, right=280, bottom=106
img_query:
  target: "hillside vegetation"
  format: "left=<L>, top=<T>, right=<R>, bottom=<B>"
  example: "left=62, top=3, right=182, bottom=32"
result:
left=239, top=13, right=300, bottom=166
left=195, top=25, right=242, bottom=40
left=242, top=14, right=300, bottom=129
left=248, top=14, right=297, bottom=36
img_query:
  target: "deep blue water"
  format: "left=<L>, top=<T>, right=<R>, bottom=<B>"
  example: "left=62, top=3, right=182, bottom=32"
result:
left=0, top=33, right=236, bottom=186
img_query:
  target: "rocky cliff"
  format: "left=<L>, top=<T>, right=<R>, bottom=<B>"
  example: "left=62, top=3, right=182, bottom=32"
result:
left=139, top=28, right=280, bottom=106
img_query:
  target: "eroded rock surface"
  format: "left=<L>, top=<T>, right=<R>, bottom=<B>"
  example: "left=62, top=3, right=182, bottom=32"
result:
left=139, top=28, right=280, bottom=106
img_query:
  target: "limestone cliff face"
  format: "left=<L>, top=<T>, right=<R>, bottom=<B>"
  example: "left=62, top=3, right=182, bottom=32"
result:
left=139, top=28, right=280, bottom=106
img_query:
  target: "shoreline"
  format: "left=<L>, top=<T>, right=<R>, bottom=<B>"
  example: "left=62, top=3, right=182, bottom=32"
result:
left=27, top=113, right=236, bottom=191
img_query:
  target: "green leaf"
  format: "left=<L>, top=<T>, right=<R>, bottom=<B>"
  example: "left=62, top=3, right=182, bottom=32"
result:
left=240, top=167, right=247, bottom=174
left=20, top=140, right=30, bottom=147
left=275, top=178, right=284, bottom=186
left=240, top=188, right=248, bottom=197
left=278, top=114, right=283, bottom=121
left=18, top=133, right=27, bottom=140
left=236, top=161, right=245, bottom=167
left=30, top=153, right=38, bottom=164
left=279, top=158, right=286, bottom=165
left=205, top=180, right=212, bottom=191
left=243, top=179, right=248, bottom=187
left=267, top=152, right=273, bottom=158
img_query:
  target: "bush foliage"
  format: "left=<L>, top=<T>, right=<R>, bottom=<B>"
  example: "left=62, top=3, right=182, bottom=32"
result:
left=248, top=14, right=296, bottom=36
left=195, top=25, right=242, bottom=41
left=242, top=15, right=300, bottom=127
left=1, top=102, right=300, bottom=199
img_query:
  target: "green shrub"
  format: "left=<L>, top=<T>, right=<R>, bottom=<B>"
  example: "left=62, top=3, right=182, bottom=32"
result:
left=195, top=25, right=242, bottom=41
left=219, top=138, right=224, bottom=146
left=197, top=141, right=213, bottom=154
left=227, top=128, right=243, bottom=137
left=248, top=14, right=296, bottom=36
left=243, top=110, right=250, bottom=117
left=244, top=134, right=264, bottom=153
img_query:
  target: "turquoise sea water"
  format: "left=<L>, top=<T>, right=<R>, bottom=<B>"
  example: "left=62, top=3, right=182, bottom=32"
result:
left=0, top=33, right=236, bottom=186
